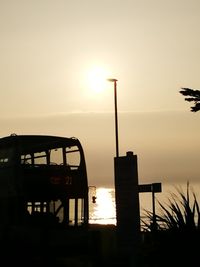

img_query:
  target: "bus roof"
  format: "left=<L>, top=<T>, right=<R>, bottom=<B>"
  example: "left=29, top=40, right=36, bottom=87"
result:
left=0, top=134, right=82, bottom=153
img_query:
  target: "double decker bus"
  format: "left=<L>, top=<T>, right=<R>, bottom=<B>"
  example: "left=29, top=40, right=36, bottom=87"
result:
left=0, top=134, right=89, bottom=227
left=0, top=134, right=117, bottom=266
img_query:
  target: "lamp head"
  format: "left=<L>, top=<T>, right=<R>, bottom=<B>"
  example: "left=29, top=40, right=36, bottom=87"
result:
left=107, top=78, right=118, bottom=82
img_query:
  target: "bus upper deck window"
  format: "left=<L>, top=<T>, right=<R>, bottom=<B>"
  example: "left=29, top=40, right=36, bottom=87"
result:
left=0, top=148, right=13, bottom=165
left=0, top=158, right=9, bottom=164
left=21, top=154, right=32, bottom=164
left=34, top=152, right=47, bottom=165
left=50, top=148, right=64, bottom=165
left=66, top=146, right=80, bottom=168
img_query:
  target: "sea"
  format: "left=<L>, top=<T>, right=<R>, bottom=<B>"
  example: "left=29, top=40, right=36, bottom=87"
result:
left=89, top=187, right=116, bottom=225
left=88, top=182, right=200, bottom=226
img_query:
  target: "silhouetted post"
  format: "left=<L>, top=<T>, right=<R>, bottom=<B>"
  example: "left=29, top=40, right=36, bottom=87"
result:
left=152, top=190, right=156, bottom=230
left=114, top=151, right=141, bottom=255
left=107, top=78, right=119, bottom=157
left=151, top=183, right=162, bottom=231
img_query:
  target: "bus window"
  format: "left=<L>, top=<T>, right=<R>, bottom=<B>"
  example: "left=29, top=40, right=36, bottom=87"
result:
left=50, top=148, right=64, bottom=165
left=69, top=199, right=75, bottom=225
left=27, top=201, right=48, bottom=213
left=66, top=146, right=80, bottom=169
left=0, top=158, right=9, bottom=164
left=21, top=154, right=32, bottom=164
left=69, top=198, right=84, bottom=226
left=34, top=152, right=47, bottom=165
left=50, top=199, right=64, bottom=223
left=0, top=148, right=13, bottom=166
left=78, top=198, right=84, bottom=225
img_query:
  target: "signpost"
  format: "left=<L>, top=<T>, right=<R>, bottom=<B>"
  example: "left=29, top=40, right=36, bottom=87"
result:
left=139, top=183, right=162, bottom=193
left=139, top=183, right=162, bottom=230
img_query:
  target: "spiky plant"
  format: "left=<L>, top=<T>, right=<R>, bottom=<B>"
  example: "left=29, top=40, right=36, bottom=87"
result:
left=142, top=182, right=200, bottom=232
left=140, top=183, right=200, bottom=267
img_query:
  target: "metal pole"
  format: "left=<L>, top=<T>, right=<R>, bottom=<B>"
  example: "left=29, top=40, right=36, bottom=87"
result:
left=152, top=190, right=156, bottom=231
left=114, top=80, right=119, bottom=158
left=107, top=78, right=119, bottom=158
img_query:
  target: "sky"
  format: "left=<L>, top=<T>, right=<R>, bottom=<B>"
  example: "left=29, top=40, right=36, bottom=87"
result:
left=1, top=0, right=200, bottom=189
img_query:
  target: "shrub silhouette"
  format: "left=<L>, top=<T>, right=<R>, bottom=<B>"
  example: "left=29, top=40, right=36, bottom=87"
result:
left=140, top=183, right=200, bottom=267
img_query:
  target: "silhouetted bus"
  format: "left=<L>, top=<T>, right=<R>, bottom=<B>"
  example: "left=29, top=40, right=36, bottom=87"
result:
left=0, top=134, right=89, bottom=227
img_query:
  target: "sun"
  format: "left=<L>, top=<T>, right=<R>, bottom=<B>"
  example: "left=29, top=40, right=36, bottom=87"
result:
left=86, top=65, right=109, bottom=94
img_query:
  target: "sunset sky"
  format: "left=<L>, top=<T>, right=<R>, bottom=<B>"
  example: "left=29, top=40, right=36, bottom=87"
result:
left=1, top=0, right=200, bottom=189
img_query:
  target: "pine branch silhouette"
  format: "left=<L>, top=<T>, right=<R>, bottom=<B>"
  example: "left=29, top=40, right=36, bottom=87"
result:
left=179, top=87, right=200, bottom=112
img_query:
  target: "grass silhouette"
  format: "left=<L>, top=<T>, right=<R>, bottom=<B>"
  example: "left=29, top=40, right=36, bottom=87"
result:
left=139, top=182, right=200, bottom=267
left=142, top=182, right=200, bottom=231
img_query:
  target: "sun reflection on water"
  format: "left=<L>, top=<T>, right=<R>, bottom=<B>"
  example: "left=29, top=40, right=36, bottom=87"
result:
left=89, top=183, right=200, bottom=228
left=89, top=187, right=116, bottom=225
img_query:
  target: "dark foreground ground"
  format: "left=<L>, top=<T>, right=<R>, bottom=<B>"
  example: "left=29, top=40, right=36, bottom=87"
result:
left=0, top=224, right=198, bottom=267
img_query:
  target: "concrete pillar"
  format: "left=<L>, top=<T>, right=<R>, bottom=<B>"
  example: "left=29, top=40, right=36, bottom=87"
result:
left=114, top=151, right=141, bottom=251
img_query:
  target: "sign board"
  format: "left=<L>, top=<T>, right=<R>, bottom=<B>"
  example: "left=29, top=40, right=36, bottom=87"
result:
left=139, top=182, right=162, bottom=193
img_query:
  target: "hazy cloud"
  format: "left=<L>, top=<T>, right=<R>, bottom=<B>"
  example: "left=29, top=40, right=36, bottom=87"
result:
left=0, top=110, right=199, bottom=187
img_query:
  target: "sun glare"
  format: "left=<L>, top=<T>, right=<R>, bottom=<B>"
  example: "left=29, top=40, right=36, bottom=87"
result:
left=89, top=187, right=116, bottom=225
left=86, top=66, right=109, bottom=94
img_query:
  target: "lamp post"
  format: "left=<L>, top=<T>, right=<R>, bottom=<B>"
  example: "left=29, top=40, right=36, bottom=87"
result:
left=107, top=78, right=119, bottom=158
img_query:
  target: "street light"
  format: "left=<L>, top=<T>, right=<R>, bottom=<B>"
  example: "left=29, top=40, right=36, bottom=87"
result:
left=107, top=78, right=119, bottom=158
